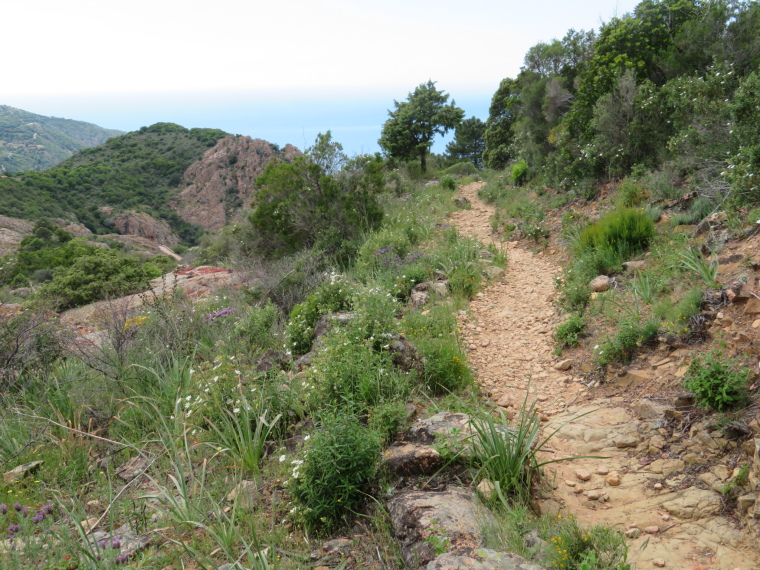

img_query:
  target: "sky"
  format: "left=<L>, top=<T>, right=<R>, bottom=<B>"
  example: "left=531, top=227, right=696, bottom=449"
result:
left=2, top=0, right=641, bottom=155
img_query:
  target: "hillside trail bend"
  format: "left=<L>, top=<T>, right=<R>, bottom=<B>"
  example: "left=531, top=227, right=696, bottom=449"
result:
left=449, top=181, right=758, bottom=570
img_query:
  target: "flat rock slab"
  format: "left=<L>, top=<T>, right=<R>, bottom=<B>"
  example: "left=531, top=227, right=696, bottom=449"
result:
left=427, top=549, right=545, bottom=570
left=388, top=487, right=496, bottom=569
left=3, top=460, right=43, bottom=484
left=661, top=488, right=721, bottom=520
left=382, top=443, right=442, bottom=476
left=116, top=455, right=150, bottom=482
left=407, top=412, right=473, bottom=445
left=91, top=523, right=154, bottom=563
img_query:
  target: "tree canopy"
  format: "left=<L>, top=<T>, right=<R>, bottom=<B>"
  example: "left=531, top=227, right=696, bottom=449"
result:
left=378, top=81, right=464, bottom=173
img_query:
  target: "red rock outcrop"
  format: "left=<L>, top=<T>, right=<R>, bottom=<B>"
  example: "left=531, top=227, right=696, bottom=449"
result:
left=173, top=135, right=300, bottom=232
left=100, top=207, right=179, bottom=247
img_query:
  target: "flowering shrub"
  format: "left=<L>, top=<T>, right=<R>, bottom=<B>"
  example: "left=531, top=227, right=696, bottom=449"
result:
left=286, top=272, right=353, bottom=356
left=287, top=413, right=380, bottom=533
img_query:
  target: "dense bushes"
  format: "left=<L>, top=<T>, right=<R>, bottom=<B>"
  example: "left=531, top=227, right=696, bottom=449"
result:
left=577, top=208, right=655, bottom=260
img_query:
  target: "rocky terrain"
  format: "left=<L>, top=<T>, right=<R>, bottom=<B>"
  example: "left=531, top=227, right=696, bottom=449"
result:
left=174, top=135, right=300, bottom=232
left=448, top=182, right=760, bottom=569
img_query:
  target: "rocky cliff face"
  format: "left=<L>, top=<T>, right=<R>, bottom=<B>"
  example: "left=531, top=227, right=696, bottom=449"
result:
left=100, top=208, right=179, bottom=247
left=0, top=216, right=33, bottom=257
left=173, top=135, right=300, bottom=232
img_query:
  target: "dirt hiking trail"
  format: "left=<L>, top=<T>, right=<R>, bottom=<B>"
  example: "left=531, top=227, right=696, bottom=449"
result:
left=450, top=182, right=758, bottom=570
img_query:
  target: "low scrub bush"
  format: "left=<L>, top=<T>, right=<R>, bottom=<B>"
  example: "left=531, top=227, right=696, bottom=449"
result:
left=234, top=300, right=281, bottom=349
left=440, top=175, right=457, bottom=190
left=288, top=413, right=381, bottom=533
left=554, top=314, right=586, bottom=349
left=615, top=178, right=647, bottom=207
left=443, top=161, right=478, bottom=176
left=671, top=196, right=714, bottom=227
left=355, top=229, right=414, bottom=277
left=416, top=335, right=472, bottom=394
left=512, top=160, right=529, bottom=186
left=546, top=519, right=630, bottom=570
left=684, top=351, right=751, bottom=411
left=595, top=318, right=659, bottom=367
left=577, top=208, right=655, bottom=261
left=286, top=272, right=353, bottom=356
left=308, top=330, right=412, bottom=415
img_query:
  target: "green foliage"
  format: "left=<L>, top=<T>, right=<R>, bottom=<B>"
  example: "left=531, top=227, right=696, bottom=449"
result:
left=670, top=196, right=714, bottom=227
left=511, top=160, right=529, bottom=186
left=546, top=519, right=630, bottom=570
left=483, top=78, right=520, bottom=169
left=446, top=116, right=486, bottom=168
left=379, top=80, right=465, bottom=173
left=286, top=273, right=353, bottom=356
left=615, top=178, right=647, bottom=207
left=308, top=330, right=412, bottom=415
left=249, top=140, right=384, bottom=259
left=595, top=318, right=659, bottom=367
left=443, top=161, right=478, bottom=176
left=38, top=248, right=161, bottom=309
left=440, top=175, right=457, bottom=191
left=684, top=351, right=751, bottom=411
left=234, top=300, right=281, bottom=349
left=577, top=208, right=655, bottom=261
left=0, top=123, right=227, bottom=243
left=288, top=413, right=381, bottom=533
left=676, top=247, right=719, bottom=289
left=554, top=314, right=586, bottom=348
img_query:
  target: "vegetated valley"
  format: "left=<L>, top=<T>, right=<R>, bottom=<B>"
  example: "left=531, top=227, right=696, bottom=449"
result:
left=1, top=1, right=760, bottom=569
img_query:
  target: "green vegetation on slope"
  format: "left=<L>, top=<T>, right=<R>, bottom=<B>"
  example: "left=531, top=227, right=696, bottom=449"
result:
left=0, top=105, right=123, bottom=173
left=0, top=122, right=227, bottom=243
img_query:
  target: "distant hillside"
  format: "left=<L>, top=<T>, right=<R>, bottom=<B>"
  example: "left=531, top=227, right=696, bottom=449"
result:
left=0, top=105, right=123, bottom=172
left=0, top=123, right=298, bottom=245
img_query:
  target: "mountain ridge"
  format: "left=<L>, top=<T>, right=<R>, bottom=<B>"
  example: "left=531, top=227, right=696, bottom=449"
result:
left=0, top=104, right=123, bottom=172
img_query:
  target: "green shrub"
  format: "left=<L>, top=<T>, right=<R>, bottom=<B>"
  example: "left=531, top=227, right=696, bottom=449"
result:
left=656, top=288, right=702, bottom=337
left=444, top=161, right=478, bottom=176
left=577, top=208, right=655, bottom=261
left=289, top=413, right=381, bottom=533
left=440, top=175, right=457, bottom=190
left=671, top=196, right=714, bottom=227
left=554, top=314, right=586, bottom=348
left=286, top=273, right=353, bottom=356
left=416, top=335, right=472, bottom=394
left=234, top=300, right=280, bottom=349
left=615, top=178, right=647, bottom=207
left=368, top=400, right=409, bottom=446
left=546, top=519, right=629, bottom=570
left=512, top=160, right=529, bottom=186
left=684, top=351, right=751, bottom=411
left=355, top=229, right=413, bottom=277
left=595, top=318, right=659, bottom=367
left=308, top=330, right=412, bottom=414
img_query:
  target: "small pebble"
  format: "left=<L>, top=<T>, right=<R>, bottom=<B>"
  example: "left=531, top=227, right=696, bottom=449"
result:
left=653, top=559, right=666, bottom=568
left=661, top=514, right=671, bottom=521
left=565, top=480, right=576, bottom=487
left=596, top=466, right=610, bottom=475
left=575, top=469, right=592, bottom=481
left=625, top=528, right=641, bottom=538
left=654, top=483, right=663, bottom=490
left=644, top=525, right=659, bottom=534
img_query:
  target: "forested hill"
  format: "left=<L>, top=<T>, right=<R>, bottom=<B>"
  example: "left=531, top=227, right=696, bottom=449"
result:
left=0, top=123, right=229, bottom=244
left=0, top=105, right=123, bottom=173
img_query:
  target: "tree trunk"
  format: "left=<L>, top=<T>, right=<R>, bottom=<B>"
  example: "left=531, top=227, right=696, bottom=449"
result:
left=420, top=149, right=427, bottom=173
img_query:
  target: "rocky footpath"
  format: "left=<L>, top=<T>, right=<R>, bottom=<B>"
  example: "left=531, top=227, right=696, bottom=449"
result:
left=449, top=182, right=760, bottom=569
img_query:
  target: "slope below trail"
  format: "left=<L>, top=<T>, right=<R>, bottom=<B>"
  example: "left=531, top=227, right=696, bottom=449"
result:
left=449, top=181, right=758, bottom=570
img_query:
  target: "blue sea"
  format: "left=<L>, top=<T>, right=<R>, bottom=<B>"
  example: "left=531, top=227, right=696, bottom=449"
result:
left=7, top=91, right=492, bottom=156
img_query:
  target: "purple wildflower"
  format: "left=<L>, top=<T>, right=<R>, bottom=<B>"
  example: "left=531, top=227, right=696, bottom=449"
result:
left=115, top=553, right=129, bottom=564
left=32, top=514, right=44, bottom=523
left=203, top=307, right=236, bottom=325
left=112, top=537, right=121, bottom=549
left=7, top=524, right=19, bottom=533
left=12, top=503, right=21, bottom=512
left=0, top=504, right=6, bottom=515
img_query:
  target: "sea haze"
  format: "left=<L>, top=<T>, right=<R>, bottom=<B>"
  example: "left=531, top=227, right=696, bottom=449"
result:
left=5, top=91, right=492, bottom=157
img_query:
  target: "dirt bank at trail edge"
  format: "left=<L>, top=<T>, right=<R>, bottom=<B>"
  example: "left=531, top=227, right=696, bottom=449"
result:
left=449, top=181, right=759, bottom=570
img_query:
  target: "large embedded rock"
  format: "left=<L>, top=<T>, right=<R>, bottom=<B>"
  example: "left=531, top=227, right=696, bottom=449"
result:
left=407, top=412, right=474, bottom=446
left=381, top=443, right=442, bottom=476
left=589, top=275, right=611, bottom=292
left=388, top=487, right=496, bottom=568
left=387, top=334, right=426, bottom=374
left=426, top=549, right=545, bottom=570
left=3, top=461, right=43, bottom=484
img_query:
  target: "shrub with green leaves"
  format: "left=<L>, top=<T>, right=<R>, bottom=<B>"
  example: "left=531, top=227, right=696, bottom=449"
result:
left=286, top=272, right=353, bottom=355
left=440, top=175, right=457, bottom=190
left=684, top=351, right=751, bottom=411
left=234, top=300, right=280, bottom=349
left=554, top=314, right=586, bottom=349
left=615, top=178, right=647, bottom=207
left=512, top=160, right=529, bottom=186
left=595, top=318, right=659, bottom=367
left=307, top=329, right=412, bottom=415
left=577, top=208, right=655, bottom=261
left=288, top=413, right=381, bottom=533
